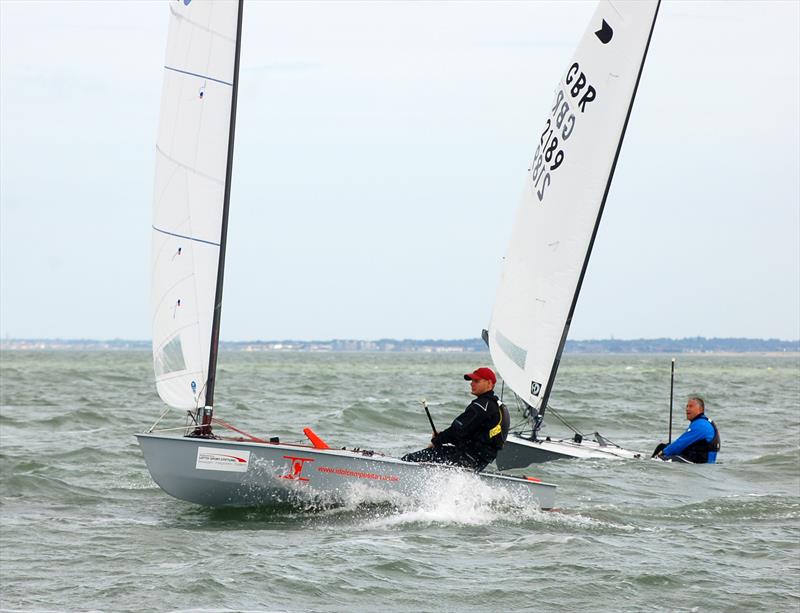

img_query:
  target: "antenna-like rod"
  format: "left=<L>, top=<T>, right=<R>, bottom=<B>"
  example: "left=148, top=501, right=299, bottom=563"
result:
left=668, top=357, right=675, bottom=443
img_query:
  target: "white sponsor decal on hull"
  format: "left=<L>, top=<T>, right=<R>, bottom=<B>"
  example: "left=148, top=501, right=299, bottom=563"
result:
left=196, top=447, right=250, bottom=472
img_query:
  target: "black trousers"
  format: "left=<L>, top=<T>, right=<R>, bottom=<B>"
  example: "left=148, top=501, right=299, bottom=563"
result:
left=401, top=445, right=492, bottom=471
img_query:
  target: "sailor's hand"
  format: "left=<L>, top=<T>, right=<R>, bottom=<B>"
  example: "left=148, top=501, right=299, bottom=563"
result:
left=651, top=442, right=667, bottom=458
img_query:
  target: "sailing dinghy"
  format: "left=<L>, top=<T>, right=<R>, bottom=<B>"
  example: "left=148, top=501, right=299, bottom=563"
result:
left=489, top=0, right=661, bottom=468
left=137, top=0, right=555, bottom=510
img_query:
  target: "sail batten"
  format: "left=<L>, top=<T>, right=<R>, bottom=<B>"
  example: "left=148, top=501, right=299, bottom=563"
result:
left=151, top=0, right=242, bottom=411
left=163, top=66, right=234, bottom=87
left=488, top=0, right=660, bottom=412
left=152, top=226, right=221, bottom=247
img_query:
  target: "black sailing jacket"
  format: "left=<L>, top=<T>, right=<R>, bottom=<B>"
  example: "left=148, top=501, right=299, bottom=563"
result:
left=432, top=391, right=507, bottom=457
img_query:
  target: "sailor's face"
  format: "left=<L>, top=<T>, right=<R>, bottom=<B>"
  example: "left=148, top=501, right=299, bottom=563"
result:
left=469, top=378, right=493, bottom=396
left=685, top=399, right=703, bottom=421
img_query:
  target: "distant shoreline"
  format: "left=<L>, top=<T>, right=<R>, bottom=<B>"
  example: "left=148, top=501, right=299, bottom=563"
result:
left=1, top=337, right=798, bottom=354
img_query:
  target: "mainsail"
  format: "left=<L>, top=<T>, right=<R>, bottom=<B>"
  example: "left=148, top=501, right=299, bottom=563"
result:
left=151, top=0, right=242, bottom=410
left=488, top=0, right=660, bottom=410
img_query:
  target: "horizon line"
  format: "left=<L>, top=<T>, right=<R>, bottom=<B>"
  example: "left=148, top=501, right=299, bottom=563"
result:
left=2, top=336, right=798, bottom=343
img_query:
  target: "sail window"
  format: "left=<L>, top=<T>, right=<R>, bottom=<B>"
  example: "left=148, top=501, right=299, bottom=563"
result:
left=154, top=335, right=187, bottom=376
left=495, top=330, right=527, bottom=370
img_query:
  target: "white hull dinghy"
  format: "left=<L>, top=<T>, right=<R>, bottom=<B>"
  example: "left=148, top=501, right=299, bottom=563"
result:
left=137, top=0, right=556, bottom=510
left=137, top=431, right=556, bottom=510
left=485, top=1, right=661, bottom=467
left=497, top=433, right=642, bottom=469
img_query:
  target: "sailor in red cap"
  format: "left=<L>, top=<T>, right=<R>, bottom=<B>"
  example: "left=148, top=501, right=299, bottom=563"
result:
left=401, top=367, right=509, bottom=471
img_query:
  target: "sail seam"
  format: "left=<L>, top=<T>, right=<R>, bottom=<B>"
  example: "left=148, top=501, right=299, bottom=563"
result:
left=152, top=225, right=221, bottom=247
left=164, top=65, right=233, bottom=87
left=155, top=145, right=225, bottom=186
left=169, top=4, right=236, bottom=44
left=156, top=369, right=203, bottom=383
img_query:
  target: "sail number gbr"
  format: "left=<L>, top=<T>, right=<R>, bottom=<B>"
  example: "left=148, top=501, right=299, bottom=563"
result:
left=530, top=62, right=597, bottom=203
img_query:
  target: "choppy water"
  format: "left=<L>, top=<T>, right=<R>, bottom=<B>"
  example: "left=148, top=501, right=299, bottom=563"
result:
left=1, top=350, right=798, bottom=612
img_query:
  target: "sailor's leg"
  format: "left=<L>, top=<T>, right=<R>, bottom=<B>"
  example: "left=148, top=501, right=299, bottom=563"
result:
left=458, top=449, right=493, bottom=471
left=402, top=446, right=465, bottom=465
left=432, top=446, right=494, bottom=470
left=401, top=447, right=440, bottom=463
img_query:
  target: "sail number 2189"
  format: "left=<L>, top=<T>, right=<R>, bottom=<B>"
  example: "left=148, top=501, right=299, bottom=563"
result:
left=530, top=62, right=597, bottom=203
left=531, top=119, right=565, bottom=202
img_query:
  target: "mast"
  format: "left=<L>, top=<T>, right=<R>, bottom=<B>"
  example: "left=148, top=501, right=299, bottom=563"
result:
left=537, top=1, right=661, bottom=417
left=199, top=0, right=244, bottom=433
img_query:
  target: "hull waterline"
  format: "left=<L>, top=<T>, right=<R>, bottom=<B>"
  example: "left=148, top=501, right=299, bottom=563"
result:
left=137, top=433, right=557, bottom=510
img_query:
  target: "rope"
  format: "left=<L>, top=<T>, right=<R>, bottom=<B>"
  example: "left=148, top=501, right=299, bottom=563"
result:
left=145, top=424, right=199, bottom=433
left=502, top=389, right=622, bottom=448
left=147, top=405, right=173, bottom=433
left=145, top=410, right=275, bottom=444
left=587, top=431, right=625, bottom=449
left=211, top=417, right=267, bottom=443
left=546, top=404, right=584, bottom=437
left=504, top=390, right=584, bottom=438
left=147, top=410, right=202, bottom=435
left=503, top=393, right=533, bottom=434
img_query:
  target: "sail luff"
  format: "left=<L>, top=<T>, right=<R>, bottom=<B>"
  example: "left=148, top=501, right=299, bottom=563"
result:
left=538, top=0, right=662, bottom=415
left=204, top=0, right=243, bottom=416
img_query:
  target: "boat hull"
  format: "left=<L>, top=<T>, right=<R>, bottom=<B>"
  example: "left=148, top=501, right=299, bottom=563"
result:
left=136, top=433, right=556, bottom=509
left=495, top=432, right=643, bottom=469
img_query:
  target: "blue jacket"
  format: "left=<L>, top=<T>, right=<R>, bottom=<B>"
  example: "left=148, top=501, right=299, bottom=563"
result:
left=662, top=413, right=718, bottom=463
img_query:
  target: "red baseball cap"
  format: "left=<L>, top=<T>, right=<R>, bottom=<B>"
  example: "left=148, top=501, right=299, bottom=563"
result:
left=463, top=367, right=496, bottom=385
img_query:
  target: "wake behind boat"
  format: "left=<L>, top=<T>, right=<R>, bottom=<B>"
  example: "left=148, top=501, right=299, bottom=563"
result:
left=137, top=0, right=555, bottom=510
left=486, top=1, right=661, bottom=467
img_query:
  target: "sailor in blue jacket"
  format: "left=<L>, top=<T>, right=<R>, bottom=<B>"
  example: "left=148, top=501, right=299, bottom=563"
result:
left=653, top=396, right=720, bottom=463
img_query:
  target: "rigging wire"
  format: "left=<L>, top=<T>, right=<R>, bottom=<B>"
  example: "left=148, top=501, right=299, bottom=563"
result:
left=503, top=383, right=590, bottom=439
left=545, top=404, right=584, bottom=437
left=502, top=379, right=585, bottom=437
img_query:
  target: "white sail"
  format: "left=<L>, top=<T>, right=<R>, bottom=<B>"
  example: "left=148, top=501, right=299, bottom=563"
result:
left=488, top=0, right=660, bottom=409
left=151, top=0, right=240, bottom=410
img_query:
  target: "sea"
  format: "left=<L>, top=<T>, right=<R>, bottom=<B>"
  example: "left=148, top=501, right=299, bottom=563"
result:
left=1, top=350, right=798, bottom=613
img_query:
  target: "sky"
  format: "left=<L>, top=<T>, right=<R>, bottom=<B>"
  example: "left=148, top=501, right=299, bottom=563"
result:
left=1, top=0, right=798, bottom=342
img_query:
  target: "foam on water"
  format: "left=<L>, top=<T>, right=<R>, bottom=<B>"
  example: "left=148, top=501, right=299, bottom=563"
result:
left=362, top=472, right=534, bottom=527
